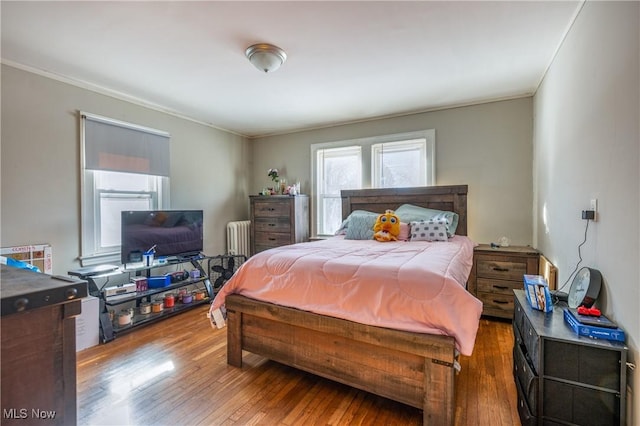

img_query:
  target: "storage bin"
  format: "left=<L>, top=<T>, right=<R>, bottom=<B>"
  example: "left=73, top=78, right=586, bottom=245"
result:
left=148, top=275, right=171, bottom=288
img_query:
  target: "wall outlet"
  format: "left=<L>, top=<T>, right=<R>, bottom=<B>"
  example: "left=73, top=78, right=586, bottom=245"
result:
left=582, top=210, right=595, bottom=220
left=590, top=199, right=598, bottom=222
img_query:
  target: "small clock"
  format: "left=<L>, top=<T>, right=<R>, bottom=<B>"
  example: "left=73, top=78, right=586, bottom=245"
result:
left=568, top=267, right=602, bottom=308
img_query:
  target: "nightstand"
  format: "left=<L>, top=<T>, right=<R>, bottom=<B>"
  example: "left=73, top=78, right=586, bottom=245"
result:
left=469, top=244, right=539, bottom=319
left=513, top=290, right=627, bottom=425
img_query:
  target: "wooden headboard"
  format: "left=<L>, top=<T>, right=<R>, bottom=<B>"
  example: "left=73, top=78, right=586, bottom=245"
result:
left=340, top=185, right=468, bottom=236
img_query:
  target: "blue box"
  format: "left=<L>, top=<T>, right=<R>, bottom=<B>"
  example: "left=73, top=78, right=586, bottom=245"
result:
left=147, top=275, right=171, bottom=288
left=523, top=274, right=552, bottom=313
left=563, top=309, right=626, bottom=342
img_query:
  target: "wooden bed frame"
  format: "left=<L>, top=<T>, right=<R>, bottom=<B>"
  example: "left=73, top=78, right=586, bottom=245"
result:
left=225, top=185, right=469, bottom=425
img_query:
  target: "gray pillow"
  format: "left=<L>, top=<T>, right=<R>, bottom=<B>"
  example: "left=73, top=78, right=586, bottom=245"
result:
left=395, top=204, right=458, bottom=236
left=344, top=213, right=377, bottom=240
left=335, top=210, right=379, bottom=235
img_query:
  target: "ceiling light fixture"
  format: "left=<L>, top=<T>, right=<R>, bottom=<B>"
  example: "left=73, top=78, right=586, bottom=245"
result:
left=245, top=43, right=287, bottom=73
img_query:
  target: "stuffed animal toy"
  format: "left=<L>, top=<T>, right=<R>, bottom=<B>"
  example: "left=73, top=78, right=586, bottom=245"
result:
left=373, top=210, right=401, bottom=242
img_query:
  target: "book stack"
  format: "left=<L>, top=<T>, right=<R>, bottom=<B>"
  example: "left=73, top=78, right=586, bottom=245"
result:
left=563, top=308, right=626, bottom=342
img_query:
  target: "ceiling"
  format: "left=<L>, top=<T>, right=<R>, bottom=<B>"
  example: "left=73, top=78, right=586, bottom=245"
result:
left=1, top=1, right=583, bottom=138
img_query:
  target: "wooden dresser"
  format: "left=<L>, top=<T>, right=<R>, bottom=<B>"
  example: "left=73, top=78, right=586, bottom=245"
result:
left=469, top=244, right=539, bottom=319
left=1, top=265, right=87, bottom=426
left=250, top=195, right=309, bottom=255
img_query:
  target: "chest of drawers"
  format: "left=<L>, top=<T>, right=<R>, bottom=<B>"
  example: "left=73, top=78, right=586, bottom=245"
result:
left=469, top=244, right=539, bottom=318
left=250, top=195, right=309, bottom=255
left=513, top=290, right=627, bottom=425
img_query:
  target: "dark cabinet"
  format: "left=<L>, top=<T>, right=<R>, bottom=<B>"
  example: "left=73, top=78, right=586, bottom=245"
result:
left=1, top=265, right=87, bottom=426
left=513, top=290, right=627, bottom=425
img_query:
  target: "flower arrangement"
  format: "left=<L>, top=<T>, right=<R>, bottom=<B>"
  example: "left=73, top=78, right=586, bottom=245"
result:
left=268, top=168, right=279, bottom=182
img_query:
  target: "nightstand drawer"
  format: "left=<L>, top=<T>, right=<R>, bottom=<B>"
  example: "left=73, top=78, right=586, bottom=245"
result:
left=544, top=340, right=622, bottom=390
left=514, top=343, right=538, bottom=411
left=476, top=259, right=527, bottom=281
left=476, top=278, right=521, bottom=295
left=543, top=379, right=620, bottom=426
left=514, top=297, right=540, bottom=369
left=477, top=291, right=514, bottom=318
left=520, top=312, right=540, bottom=373
left=253, top=201, right=290, bottom=217
left=254, top=218, right=291, bottom=233
left=515, top=378, right=537, bottom=426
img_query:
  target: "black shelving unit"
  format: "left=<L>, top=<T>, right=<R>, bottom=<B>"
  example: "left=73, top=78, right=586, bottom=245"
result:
left=69, top=256, right=213, bottom=343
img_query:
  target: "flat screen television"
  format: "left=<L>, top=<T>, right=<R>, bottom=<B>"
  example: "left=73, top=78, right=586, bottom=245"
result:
left=121, top=210, right=203, bottom=266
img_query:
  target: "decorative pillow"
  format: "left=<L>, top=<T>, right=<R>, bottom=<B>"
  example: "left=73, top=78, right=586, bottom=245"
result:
left=410, top=219, right=449, bottom=242
left=344, top=214, right=377, bottom=240
left=395, top=204, right=459, bottom=237
left=335, top=210, right=378, bottom=235
left=397, top=222, right=410, bottom=241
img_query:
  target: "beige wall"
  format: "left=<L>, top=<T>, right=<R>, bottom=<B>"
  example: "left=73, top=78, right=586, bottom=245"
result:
left=1, top=64, right=251, bottom=275
left=252, top=97, right=534, bottom=246
left=1, top=64, right=535, bottom=272
left=533, top=1, right=639, bottom=423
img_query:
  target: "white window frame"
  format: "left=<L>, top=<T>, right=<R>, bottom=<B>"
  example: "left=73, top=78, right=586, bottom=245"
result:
left=80, top=113, right=170, bottom=266
left=315, top=146, right=363, bottom=236
left=310, top=130, right=435, bottom=237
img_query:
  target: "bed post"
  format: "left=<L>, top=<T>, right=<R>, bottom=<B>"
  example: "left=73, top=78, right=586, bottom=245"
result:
left=453, top=191, right=468, bottom=236
left=423, top=358, right=455, bottom=425
left=226, top=308, right=243, bottom=368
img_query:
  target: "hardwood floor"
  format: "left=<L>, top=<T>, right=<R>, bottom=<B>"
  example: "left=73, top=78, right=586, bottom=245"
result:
left=77, top=306, right=519, bottom=425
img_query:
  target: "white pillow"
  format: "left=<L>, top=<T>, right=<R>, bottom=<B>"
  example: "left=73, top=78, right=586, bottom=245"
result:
left=410, top=219, right=449, bottom=242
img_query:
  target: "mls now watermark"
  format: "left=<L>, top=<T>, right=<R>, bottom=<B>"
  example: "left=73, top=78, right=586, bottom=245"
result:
left=3, top=408, right=57, bottom=420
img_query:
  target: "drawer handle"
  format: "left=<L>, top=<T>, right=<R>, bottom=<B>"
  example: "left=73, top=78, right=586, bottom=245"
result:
left=493, top=285, right=509, bottom=290
left=268, top=238, right=276, bottom=241
left=494, top=299, right=509, bottom=304
left=267, top=208, right=276, bottom=211
left=493, top=267, right=509, bottom=272
left=268, top=223, right=276, bottom=227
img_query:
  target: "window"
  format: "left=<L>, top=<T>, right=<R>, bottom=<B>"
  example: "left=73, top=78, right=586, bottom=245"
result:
left=372, top=139, right=428, bottom=188
left=311, top=130, right=435, bottom=236
left=316, top=146, right=362, bottom=235
left=80, top=113, right=170, bottom=266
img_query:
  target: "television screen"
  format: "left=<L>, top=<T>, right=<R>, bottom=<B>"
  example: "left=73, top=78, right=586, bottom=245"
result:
left=121, top=210, right=203, bottom=265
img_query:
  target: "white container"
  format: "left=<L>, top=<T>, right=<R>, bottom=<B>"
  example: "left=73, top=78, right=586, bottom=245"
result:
left=143, top=251, right=154, bottom=267
left=75, top=295, right=100, bottom=352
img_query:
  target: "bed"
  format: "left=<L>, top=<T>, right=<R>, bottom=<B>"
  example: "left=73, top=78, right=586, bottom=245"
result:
left=212, top=185, right=481, bottom=425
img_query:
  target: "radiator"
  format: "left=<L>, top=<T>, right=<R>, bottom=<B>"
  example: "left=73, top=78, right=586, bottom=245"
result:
left=226, top=220, right=251, bottom=257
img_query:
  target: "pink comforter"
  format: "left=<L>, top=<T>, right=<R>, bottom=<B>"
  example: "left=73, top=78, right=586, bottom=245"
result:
left=211, top=236, right=482, bottom=355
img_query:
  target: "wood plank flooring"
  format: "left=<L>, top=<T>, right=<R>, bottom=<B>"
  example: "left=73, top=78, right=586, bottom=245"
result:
left=77, top=306, right=519, bottom=425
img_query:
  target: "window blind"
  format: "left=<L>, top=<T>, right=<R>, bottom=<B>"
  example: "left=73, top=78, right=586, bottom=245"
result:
left=82, top=113, right=170, bottom=177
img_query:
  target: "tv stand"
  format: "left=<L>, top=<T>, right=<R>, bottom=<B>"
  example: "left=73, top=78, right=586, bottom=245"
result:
left=69, top=256, right=213, bottom=343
